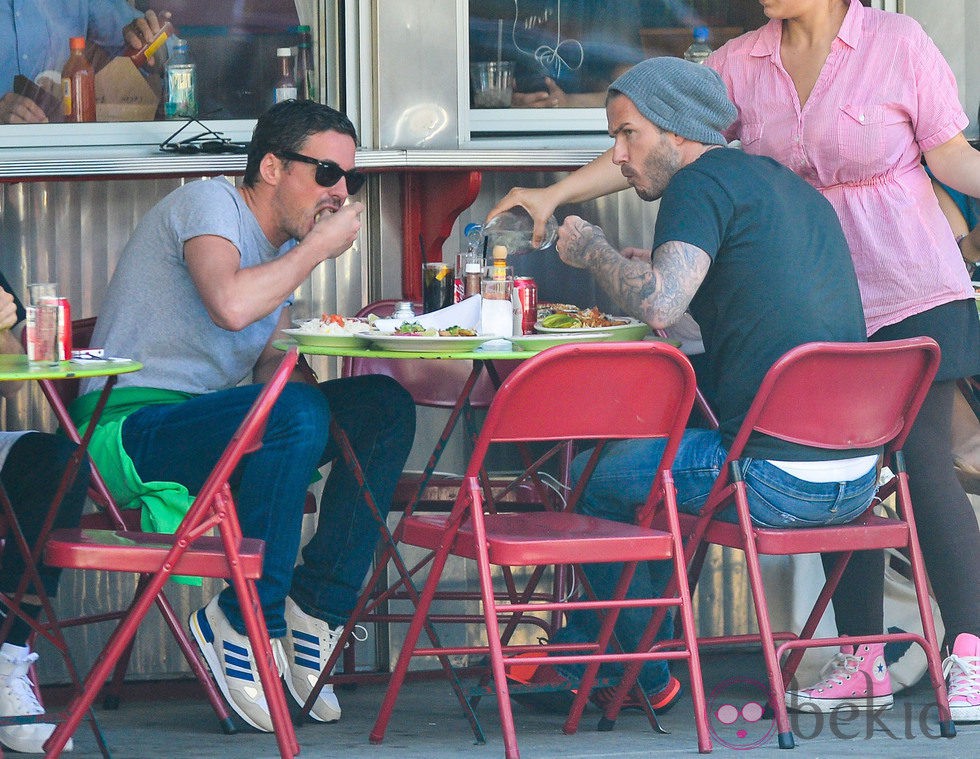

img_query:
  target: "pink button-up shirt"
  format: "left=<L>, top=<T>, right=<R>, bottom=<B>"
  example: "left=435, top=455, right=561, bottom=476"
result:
left=707, top=0, right=973, bottom=335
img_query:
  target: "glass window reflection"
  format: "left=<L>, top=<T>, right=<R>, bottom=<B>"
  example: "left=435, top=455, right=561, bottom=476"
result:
left=468, top=1, right=767, bottom=109
left=0, top=0, right=320, bottom=125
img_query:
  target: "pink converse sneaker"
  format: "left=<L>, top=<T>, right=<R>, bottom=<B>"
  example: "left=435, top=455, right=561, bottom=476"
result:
left=785, top=643, right=893, bottom=713
left=943, top=633, right=980, bottom=723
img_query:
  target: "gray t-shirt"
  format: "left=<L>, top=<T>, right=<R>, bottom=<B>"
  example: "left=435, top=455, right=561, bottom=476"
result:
left=82, top=177, right=288, bottom=396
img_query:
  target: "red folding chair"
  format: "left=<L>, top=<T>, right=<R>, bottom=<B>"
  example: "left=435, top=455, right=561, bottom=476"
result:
left=316, top=299, right=559, bottom=687
left=369, top=341, right=712, bottom=758
left=614, top=337, right=956, bottom=749
left=30, top=317, right=235, bottom=732
left=40, top=348, right=303, bottom=758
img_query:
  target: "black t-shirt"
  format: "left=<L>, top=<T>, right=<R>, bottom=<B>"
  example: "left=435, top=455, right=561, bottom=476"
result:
left=654, top=148, right=868, bottom=458
left=0, top=269, right=26, bottom=327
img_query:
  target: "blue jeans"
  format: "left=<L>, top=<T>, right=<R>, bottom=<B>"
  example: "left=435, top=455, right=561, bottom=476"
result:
left=121, top=375, right=415, bottom=636
left=555, top=428, right=878, bottom=693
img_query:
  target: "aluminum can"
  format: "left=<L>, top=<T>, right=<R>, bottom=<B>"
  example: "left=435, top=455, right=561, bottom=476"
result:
left=41, top=296, right=72, bottom=360
left=512, top=276, right=537, bottom=335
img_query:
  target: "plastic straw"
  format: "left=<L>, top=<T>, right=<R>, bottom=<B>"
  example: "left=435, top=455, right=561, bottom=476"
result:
left=496, top=19, right=503, bottom=66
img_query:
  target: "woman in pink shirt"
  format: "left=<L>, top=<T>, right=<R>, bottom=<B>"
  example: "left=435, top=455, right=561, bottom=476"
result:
left=489, top=0, right=980, bottom=724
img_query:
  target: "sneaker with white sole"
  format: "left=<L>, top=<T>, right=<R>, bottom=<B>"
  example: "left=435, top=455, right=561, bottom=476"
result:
left=785, top=643, right=893, bottom=713
left=0, top=643, right=72, bottom=753
left=189, top=595, right=285, bottom=732
left=943, top=632, right=980, bottom=723
left=283, top=596, right=342, bottom=722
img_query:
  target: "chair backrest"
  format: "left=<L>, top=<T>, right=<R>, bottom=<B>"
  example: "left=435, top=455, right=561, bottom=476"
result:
left=342, top=299, right=510, bottom=408
left=467, top=341, right=696, bottom=477
left=725, top=337, right=940, bottom=462
left=176, top=347, right=299, bottom=541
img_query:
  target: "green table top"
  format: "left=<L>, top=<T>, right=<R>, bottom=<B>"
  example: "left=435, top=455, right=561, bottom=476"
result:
left=0, top=353, right=142, bottom=381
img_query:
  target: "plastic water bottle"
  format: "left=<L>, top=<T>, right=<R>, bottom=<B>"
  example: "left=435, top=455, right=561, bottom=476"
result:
left=164, top=38, right=197, bottom=119
left=683, top=26, right=712, bottom=65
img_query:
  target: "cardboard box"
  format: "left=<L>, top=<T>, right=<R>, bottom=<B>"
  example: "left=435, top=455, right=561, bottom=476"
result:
left=94, top=57, right=159, bottom=122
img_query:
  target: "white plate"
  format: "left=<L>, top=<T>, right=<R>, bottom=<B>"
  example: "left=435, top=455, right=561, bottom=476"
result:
left=362, top=333, right=494, bottom=352
left=508, top=332, right=613, bottom=352
left=281, top=328, right=371, bottom=348
left=533, top=317, right=650, bottom=342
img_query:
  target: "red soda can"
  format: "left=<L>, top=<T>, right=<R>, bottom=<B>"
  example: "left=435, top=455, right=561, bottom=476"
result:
left=42, top=296, right=72, bottom=360
left=512, top=276, right=537, bottom=335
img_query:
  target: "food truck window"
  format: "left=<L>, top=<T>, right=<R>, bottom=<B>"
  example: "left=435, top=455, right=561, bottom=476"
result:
left=0, top=0, right=326, bottom=147
left=467, top=1, right=768, bottom=112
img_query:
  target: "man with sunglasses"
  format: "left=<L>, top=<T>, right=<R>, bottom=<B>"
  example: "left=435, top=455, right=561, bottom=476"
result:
left=71, top=100, right=416, bottom=732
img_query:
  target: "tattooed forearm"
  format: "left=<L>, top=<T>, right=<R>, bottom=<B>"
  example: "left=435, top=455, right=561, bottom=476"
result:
left=644, top=241, right=711, bottom=326
left=557, top=217, right=709, bottom=329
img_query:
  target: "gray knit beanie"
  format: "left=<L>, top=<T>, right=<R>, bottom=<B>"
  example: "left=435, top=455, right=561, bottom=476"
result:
left=608, top=57, right=736, bottom=146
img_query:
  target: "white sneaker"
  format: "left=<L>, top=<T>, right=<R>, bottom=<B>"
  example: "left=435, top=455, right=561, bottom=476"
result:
left=189, top=596, right=286, bottom=732
left=0, top=644, right=73, bottom=753
left=283, top=596, right=342, bottom=722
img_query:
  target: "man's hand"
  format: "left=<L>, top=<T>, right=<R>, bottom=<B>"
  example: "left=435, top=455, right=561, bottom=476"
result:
left=556, top=214, right=612, bottom=268
left=0, top=287, right=18, bottom=331
left=511, top=77, right=567, bottom=108
left=486, top=188, right=559, bottom=248
left=621, top=246, right=652, bottom=263
left=122, top=9, right=173, bottom=66
left=304, top=202, right=364, bottom=263
left=0, top=92, right=47, bottom=124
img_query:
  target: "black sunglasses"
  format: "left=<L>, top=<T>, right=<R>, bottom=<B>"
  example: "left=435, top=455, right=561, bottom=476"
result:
left=275, top=150, right=366, bottom=194
left=159, top=117, right=249, bottom=155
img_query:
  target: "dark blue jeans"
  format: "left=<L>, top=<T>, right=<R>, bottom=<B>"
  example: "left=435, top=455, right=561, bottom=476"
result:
left=121, top=375, right=415, bottom=636
left=555, top=429, right=878, bottom=694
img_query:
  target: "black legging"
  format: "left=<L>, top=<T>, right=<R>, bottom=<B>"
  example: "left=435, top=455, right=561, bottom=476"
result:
left=826, top=380, right=980, bottom=647
left=0, top=432, right=89, bottom=599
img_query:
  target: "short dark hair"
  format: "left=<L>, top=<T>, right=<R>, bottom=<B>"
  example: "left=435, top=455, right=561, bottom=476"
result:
left=243, top=100, right=358, bottom=187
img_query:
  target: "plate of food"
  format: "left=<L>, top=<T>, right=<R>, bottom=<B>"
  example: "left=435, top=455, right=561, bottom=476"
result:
left=283, top=314, right=375, bottom=347
left=508, top=332, right=613, bottom=352
left=361, top=322, right=494, bottom=353
left=534, top=307, right=651, bottom=341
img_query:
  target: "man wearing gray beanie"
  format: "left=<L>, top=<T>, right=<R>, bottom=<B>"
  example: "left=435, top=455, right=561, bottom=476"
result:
left=508, top=57, right=876, bottom=719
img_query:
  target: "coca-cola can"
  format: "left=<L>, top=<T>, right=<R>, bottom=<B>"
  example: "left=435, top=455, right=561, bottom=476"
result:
left=41, top=296, right=72, bottom=360
left=512, top=276, right=537, bottom=335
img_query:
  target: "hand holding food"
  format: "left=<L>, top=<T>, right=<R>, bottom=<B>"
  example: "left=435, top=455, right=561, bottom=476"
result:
left=306, top=201, right=364, bottom=261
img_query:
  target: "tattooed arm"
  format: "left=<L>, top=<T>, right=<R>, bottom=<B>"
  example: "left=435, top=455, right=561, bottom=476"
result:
left=556, top=214, right=710, bottom=329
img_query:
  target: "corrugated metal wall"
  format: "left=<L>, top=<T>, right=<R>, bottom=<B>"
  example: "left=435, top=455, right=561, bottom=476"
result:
left=1, top=170, right=777, bottom=685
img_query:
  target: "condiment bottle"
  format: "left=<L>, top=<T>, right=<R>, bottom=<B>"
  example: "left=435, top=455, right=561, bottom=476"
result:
left=294, top=25, right=315, bottom=101
left=273, top=47, right=298, bottom=103
left=125, top=20, right=174, bottom=68
left=490, top=244, right=509, bottom=280
left=61, top=37, right=96, bottom=123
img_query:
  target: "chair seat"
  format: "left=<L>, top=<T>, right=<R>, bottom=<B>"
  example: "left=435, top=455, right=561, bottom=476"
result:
left=672, top=511, right=910, bottom=555
left=401, top=511, right=675, bottom=566
left=44, top=528, right=265, bottom=578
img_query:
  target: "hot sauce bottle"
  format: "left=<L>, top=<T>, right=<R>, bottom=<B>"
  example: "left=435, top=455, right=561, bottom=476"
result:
left=61, top=37, right=96, bottom=122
